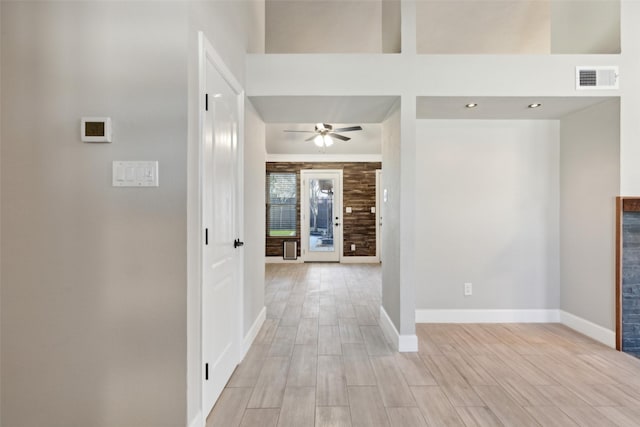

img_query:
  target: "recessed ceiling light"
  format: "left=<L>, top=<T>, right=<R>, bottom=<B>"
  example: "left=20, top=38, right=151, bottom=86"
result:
left=465, top=103, right=478, bottom=108
left=528, top=103, right=542, bottom=109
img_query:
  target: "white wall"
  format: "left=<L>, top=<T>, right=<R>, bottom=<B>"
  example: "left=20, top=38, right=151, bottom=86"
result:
left=244, top=101, right=266, bottom=335
left=381, top=102, right=401, bottom=328
left=415, top=120, right=560, bottom=311
left=186, top=1, right=265, bottom=425
left=560, top=100, right=620, bottom=330
left=1, top=3, right=188, bottom=426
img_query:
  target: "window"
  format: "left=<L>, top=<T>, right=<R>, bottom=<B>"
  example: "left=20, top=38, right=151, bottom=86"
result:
left=268, top=173, right=297, bottom=237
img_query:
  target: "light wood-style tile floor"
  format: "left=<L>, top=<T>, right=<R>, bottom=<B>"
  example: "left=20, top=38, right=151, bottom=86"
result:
left=207, top=263, right=640, bottom=426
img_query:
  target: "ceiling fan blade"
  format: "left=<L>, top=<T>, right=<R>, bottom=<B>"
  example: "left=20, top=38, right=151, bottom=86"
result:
left=283, top=130, right=315, bottom=133
left=330, top=133, right=350, bottom=141
left=305, top=135, right=318, bottom=142
left=315, top=123, right=332, bottom=132
left=332, top=126, right=362, bottom=132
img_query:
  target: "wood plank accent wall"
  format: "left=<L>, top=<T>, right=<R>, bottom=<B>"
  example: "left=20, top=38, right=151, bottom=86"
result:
left=266, top=162, right=381, bottom=258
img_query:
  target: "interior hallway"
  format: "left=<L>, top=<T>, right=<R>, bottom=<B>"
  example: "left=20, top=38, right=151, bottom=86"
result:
left=207, top=263, right=640, bottom=426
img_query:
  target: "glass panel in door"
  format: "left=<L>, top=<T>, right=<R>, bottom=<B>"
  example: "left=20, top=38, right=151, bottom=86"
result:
left=308, top=178, right=335, bottom=252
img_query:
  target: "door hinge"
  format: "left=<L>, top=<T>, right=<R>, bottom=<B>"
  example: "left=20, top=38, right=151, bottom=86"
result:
left=205, top=93, right=208, bottom=111
left=205, top=228, right=208, bottom=245
left=205, top=363, right=209, bottom=380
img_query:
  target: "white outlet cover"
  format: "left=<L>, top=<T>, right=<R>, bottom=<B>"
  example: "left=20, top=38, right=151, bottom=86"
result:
left=464, top=283, right=473, bottom=296
left=346, top=207, right=352, bottom=213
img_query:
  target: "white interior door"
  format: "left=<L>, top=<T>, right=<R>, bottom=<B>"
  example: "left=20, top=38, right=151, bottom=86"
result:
left=301, top=170, right=343, bottom=262
left=200, top=34, right=243, bottom=416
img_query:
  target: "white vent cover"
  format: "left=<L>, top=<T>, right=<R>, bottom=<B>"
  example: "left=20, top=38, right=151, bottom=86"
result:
left=576, top=66, right=619, bottom=90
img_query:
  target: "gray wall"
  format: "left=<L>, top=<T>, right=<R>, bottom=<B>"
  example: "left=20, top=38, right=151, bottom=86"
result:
left=560, top=99, right=620, bottom=330
left=1, top=2, right=188, bottom=426
left=381, top=101, right=401, bottom=329
left=415, top=120, right=561, bottom=310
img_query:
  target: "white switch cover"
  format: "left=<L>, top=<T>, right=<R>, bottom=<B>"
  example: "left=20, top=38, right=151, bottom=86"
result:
left=113, top=161, right=159, bottom=187
left=370, top=207, right=376, bottom=213
left=346, top=207, right=352, bottom=213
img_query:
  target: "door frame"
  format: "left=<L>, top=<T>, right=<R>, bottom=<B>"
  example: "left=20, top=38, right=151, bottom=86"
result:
left=197, top=31, right=245, bottom=419
left=376, top=169, right=382, bottom=262
left=300, top=169, right=343, bottom=262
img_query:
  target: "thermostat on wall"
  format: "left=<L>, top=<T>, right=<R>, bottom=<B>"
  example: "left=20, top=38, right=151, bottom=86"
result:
left=81, top=117, right=112, bottom=142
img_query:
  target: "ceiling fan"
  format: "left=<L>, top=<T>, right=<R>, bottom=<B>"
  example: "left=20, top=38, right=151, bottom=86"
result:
left=283, top=123, right=363, bottom=147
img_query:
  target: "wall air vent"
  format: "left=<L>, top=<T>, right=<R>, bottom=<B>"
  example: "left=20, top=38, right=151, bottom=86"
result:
left=576, top=66, right=619, bottom=90
left=283, top=241, right=297, bottom=260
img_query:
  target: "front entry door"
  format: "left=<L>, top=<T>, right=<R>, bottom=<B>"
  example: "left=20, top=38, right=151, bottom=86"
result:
left=200, top=33, right=242, bottom=415
left=301, top=170, right=343, bottom=262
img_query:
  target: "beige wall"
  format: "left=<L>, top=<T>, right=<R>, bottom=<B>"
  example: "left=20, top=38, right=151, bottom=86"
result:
left=415, top=0, right=620, bottom=54
left=382, top=0, right=401, bottom=53
left=1, top=2, right=188, bottom=426
left=560, top=99, right=620, bottom=330
left=417, top=1, right=551, bottom=54
left=266, top=0, right=383, bottom=53
left=551, top=0, right=620, bottom=54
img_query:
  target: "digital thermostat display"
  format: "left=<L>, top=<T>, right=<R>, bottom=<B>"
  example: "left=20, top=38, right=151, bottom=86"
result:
left=81, top=117, right=112, bottom=143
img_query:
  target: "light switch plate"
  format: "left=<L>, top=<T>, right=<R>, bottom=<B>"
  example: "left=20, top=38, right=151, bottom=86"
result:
left=113, top=161, right=159, bottom=187
left=370, top=207, right=376, bottom=213
left=346, top=207, right=352, bottom=213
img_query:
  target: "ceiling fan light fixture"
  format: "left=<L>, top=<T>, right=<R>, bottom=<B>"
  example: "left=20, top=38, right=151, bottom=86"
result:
left=314, top=135, right=324, bottom=147
left=323, top=135, right=333, bottom=147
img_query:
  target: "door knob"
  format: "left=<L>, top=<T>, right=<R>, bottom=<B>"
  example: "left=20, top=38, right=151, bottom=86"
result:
left=234, top=239, right=244, bottom=248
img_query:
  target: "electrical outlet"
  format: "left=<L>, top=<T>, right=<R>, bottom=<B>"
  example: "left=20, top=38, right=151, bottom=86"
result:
left=351, top=244, right=356, bottom=251
left=464, top=282, right=472, bottom=296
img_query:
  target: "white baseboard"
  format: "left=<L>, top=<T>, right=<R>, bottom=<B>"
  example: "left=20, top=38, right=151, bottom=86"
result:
left=415, top=309, right=561, bottom=323
left=413, top=308, right=615, bottom=349
left=559, top=310, right=615, bottom=348
left=265, top=257, right=303, bottom=264
left=242, top=306, right=266, bottom=358
left=341, top=256, right=380, bottom=264
left=379, top=306, right=418, bottom=352
left=188, top=411, right=203, bottom=427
